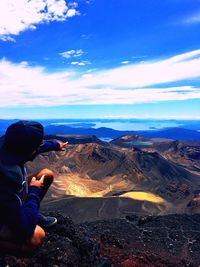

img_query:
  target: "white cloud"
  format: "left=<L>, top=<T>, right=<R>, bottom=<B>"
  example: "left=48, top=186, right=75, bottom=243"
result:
left=59, top=49, right=90, bottom=66
left=0, top=0, right=79, bottom=41
left=66, top=9, right=78, bottom=17
left=60, top=49, right=84, bottom=59
left=85, top=0, right=93, bottom=4
left=71, top=61, right=85, bottom=66
left=83, top=49, right=200, bottom=88
left=74, top=49, right=84, bottom=57
left=0, top=35, right=16, bottom=42
left=0, top=50, right=200, bottom=107
left=71, top=61, right=80, bottom=65
left=71, top=60, right=90, bottom=66
left=121, top=61, right=130, bottom=64
left=60, top=50, right=76, bottom=59
left=183, top=12, right=200, bottom=24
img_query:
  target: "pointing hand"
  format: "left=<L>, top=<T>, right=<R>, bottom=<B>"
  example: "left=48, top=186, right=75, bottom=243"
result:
left=59, top=142, right=68, bottom=151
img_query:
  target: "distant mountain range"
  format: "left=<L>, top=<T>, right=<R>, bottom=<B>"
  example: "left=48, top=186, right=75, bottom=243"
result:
left=139, top=128, right=200, bottom=140
left=44, top=124, right=200, bottom=140
left=1, top=119, right=200, bottom=140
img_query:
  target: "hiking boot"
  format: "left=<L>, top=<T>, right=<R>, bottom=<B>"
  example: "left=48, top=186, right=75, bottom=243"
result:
left=38, top=214, right=57, bottom=229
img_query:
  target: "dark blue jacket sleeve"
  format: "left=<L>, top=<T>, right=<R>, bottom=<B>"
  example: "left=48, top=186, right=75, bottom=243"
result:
left=0, top=185, right=41, bottom=241
left=37, top=140, right=61, bottom=154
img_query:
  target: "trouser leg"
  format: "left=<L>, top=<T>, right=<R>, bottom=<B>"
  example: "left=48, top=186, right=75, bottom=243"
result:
left=27, top=168, right=57, bottom=228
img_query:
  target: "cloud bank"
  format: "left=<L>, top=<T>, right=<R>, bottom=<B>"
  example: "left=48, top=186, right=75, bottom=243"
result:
left=0, top=50, right=200, bottom=107
left=0, top=0, right=79, bottom=41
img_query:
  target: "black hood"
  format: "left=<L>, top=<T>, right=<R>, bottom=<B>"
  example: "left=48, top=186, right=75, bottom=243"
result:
left=0, top=120, right=43, bottom=164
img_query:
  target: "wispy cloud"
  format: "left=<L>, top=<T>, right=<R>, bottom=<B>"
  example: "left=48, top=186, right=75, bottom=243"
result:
left=131, top=55, right=147, bottom=59
left=121, top=61, right=130, bottom=64
left=59, top=49, right=84, bottom=59
left=85, top=0, right=94, bottom=4
left=85, top=49, right=200, bottom=88
left=71, top=60, right=90, bottom=66
left=81, top=34, right=92, bottom=40
left=59, top=49, right=90, bottom=66
left=0, top=50, right=200, bottom=107
left=68, top=2, right=78, bottom=9
left=0, top=0, right=80, bottom=41
left=182, top=11, right=200, bottom=24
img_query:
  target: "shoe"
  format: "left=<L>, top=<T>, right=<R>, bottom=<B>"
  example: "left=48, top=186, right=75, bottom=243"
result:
left=38, top=214, right=57, bottom=229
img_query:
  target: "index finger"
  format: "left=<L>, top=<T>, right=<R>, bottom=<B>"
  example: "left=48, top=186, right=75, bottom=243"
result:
left=63, top=142, right=68, bottom=145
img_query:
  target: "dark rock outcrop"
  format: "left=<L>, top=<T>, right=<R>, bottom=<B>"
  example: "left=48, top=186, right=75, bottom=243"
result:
left=0, top=213, right=111, bottom=267
left=1, top=213, right=200, bottom=266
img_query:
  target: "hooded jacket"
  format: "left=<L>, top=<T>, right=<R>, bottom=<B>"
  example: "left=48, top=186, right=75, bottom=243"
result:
left=0, top=139, right=60, bottom=241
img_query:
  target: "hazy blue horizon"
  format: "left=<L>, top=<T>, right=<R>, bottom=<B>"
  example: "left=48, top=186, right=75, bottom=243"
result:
left=1, top=118, right=200, bottom=132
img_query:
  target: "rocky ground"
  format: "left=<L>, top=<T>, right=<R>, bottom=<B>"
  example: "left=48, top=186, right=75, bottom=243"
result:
left=1, top=212, right=200, bottom=267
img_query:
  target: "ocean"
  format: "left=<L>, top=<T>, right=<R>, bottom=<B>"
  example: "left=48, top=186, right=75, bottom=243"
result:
left=48, top=118, right=184, bottom=131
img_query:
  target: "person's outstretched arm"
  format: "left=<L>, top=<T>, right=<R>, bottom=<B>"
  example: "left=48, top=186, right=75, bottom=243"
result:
left=37, top=140, right=67, bottom=154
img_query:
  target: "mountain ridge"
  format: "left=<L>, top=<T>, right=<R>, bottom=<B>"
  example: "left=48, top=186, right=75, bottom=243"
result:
left=44, top=125, right=200, bottom=140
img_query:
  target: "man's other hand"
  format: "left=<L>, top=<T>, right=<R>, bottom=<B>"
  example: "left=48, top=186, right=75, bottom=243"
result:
left=30, top=175, right=45, bottom=189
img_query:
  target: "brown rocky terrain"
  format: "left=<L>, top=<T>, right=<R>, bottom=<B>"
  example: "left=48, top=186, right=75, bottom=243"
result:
left=151, top=140, right=200, bottom=174
left=111, top=135, right=200, bottom=174
left=25, top=135, right=200, bottom=222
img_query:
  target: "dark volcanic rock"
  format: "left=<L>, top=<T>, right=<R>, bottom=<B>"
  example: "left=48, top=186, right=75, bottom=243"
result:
left=1, top=213, right=200, bottom=266
left=82, top=213, right=200, bottom=267
left=0, top=213, right=111, bottom=267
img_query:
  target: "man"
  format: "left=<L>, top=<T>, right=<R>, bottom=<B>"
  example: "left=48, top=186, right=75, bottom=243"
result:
left=0, top=120, right=67, bottom=252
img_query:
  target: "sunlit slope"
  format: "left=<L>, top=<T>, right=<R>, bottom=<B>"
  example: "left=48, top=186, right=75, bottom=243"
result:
left=52, top=174, right=165, bottom=202
left=120, top=191, right=165, bottom=204
left=47, top=173, right=133, bottom=199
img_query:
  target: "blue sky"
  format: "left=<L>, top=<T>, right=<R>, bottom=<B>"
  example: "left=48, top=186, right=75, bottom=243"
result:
left=0, top=0, right=200, bottom=119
